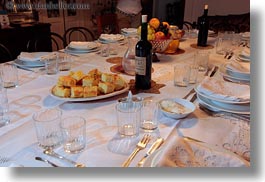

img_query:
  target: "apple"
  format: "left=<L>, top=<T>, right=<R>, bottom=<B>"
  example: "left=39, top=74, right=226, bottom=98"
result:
left=155, top=31, right=165, bottom=40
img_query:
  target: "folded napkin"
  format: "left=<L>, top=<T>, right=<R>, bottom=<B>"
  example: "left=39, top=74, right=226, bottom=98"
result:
left=69, top=41, right=98, bottom=50
left=121, top=28, right=137, bottom=34
left=18, top=52, right=52, bottom=62
left=99, top=34, right=124, bottom=42
left=197, top=77, right=250, bottom=102
left=226, top=61, right=250, bottom=74
left=156, top=136, right=249, bottom=167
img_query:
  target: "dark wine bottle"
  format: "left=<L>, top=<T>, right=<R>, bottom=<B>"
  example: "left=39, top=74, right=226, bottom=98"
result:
left=135, top=15, right=152, bottom=90
left=197, top=4, right=209, bottom=47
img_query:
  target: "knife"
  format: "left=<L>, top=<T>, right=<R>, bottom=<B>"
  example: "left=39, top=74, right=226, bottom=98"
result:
left=137, top=138, right=164, bottom=167
left=209, top=66, right=219, bottom=77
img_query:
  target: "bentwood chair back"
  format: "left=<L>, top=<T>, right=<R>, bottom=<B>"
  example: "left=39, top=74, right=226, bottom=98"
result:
left=0, top=44, right=13, bottom=63
left=64, top=27, right=95, bottom=45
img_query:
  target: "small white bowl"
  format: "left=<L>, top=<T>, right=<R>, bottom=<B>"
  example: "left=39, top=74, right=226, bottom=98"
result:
left=158, top=98, right=196, bottom=119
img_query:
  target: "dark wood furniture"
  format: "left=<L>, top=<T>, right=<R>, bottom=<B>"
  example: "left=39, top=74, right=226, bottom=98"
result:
left=0, top=23, right=52, bottom=63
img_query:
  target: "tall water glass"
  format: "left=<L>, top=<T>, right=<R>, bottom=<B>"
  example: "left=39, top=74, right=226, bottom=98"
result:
left=0, top=85, right=10, bottom=127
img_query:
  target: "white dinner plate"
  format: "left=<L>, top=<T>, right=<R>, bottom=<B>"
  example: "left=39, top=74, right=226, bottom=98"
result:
left=223, top=63, right=250, bottom=79
left=64, top=46, right=99, bottom=54
left=143, top=148, right=165, bottom=167
left=50, top=84, right=129, bottom=102
left=219, top=65, right=250, bottom=83
left=194, top=86, right=250, bottom=104
left=14, top=59, right=45, bottom=68
left=68, top=42, right=98, bottom=50
left=197, top=94, right=250, bottom=115
left=237, top=54, right=250, bottom=62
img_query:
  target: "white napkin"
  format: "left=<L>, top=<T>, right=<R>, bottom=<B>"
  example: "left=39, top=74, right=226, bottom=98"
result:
left=121, top=28, right=137, bottom=34
left=99, top=34, right=124, bottom=42
left=18, top=52, right=52, bottom=62
left=69, top=41, right=98, bottom=50
left=226, top=61, right=250, bottom=74
left=156, top=136, right=249, bottom=167
left=197, top=77, right=250, bottom=102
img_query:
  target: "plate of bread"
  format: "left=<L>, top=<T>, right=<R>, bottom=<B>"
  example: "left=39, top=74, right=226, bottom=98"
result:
left=50, top=69, right=129, bottom=102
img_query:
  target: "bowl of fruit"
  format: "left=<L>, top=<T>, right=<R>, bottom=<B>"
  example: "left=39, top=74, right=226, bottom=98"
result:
left=137, top=18, right=184, bottom=58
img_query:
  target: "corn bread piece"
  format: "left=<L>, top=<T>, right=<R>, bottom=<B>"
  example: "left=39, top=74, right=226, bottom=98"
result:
left=70, top=86, right=84, bottom=98
left=52, top=85, right=71, bottom=98
left=70, top=70, right=85, bottom=82
left=82, top=75, right=100, bottom=87
left=83, top=86, right=98, bottom=97
left=98, top=82, right=115, bottom=94
left=88, top=69, right=102, bottom=79
left=101, top=73, right=114, bottom=83
left=57, top=76, right=76, bottom=87
left=113, top=75, right=126, bottom=91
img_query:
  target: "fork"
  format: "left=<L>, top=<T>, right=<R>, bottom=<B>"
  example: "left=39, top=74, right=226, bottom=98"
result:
left=122, top=134, right=151, bottom=167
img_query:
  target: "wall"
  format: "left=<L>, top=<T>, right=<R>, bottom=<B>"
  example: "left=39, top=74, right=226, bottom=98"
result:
left=153, top=0, right=250, bottom=23
left=184, top=0, right=250, bottom=23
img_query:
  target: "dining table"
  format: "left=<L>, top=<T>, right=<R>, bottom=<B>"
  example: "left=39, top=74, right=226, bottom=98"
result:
left=0, top=34, right=250, bottom=167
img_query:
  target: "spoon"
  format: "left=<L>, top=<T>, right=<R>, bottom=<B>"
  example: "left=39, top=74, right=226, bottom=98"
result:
left=35, top=157, right=59, bottom=167
left=43, top=149, right=86, bottom=167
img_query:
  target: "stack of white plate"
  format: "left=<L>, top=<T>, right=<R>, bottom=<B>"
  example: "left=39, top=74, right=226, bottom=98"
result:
left=14, top=52, right=52, bottom=68
left=121, top=28, right=137, bottom=36
left=220, top=61, right=250, bottom=84
left=195, top=86, right=250, bottom=115
left=98, top=34, right=125, bottom=43
left=65, top=41, right=99, bottom=54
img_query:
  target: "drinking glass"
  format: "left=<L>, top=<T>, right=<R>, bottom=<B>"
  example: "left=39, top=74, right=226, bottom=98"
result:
left=0, top=63, right=18, bottom=88
left=60, top=116, right=86, bottom=154
left=0, top=85, right=10, bottom=127
left=174, top=63, right=191, bottom=87
left=33, top=108, right=63, bottom=149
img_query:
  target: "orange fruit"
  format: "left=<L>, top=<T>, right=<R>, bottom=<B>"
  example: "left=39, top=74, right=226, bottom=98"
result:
left=164, top=40, right=180, bottom=53
left=149, top=18, right=160, bottom=29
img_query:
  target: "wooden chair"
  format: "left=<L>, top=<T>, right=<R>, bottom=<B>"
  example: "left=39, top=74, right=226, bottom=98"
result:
left=26, top=32, right=67, bottom=52
left=64, top=27, right=95, bottom=45
left=96, top=14, right=119, bottom=35
left=0, top=44, right=13, bottom=63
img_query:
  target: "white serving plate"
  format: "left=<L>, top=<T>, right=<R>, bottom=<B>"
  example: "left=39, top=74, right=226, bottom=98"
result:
left=143, top=148, right=165, bottom=167
left=197, top=94, right=250, bottom=115
left=158, top=98, right=196, bottom=119
left=50, top=84, right=129, bottom=102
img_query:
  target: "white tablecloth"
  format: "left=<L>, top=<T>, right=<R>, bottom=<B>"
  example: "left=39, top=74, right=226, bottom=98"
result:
left=0, top=38, right=250, bottom=167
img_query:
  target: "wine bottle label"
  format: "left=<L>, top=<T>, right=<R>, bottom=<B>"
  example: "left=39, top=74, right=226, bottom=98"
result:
left=135, top=56, right=146, bottom=75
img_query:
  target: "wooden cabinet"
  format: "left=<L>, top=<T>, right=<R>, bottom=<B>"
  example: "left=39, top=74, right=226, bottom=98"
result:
left=0, top=23, right=52, bottom=62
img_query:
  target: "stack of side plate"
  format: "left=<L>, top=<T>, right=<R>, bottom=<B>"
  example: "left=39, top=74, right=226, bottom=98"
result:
left=194, top=86, right=250, bottom=115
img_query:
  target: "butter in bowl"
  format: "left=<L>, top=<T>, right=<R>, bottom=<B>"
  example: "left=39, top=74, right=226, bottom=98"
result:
left=158, top=98, right=196, bottom=119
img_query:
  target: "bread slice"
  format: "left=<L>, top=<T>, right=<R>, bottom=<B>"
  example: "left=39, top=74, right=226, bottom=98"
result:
left=52, top=85, right=71, bottom=98
left=113, top=75, right=126, bottom=91
left=88, top=69, right=102, bottom=79
left=82, top=75, right=100, bottom=87
left=98, top=82, right=115, bottom=94
left=70, top=86, right=84, bottom=98
left=70, top=70, right=85, bottom=82
left=84, top=86, right=98, bottom=97
left=57, top=76, right=76, bottom=87
left=101, top=73, right=114, bottom=83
